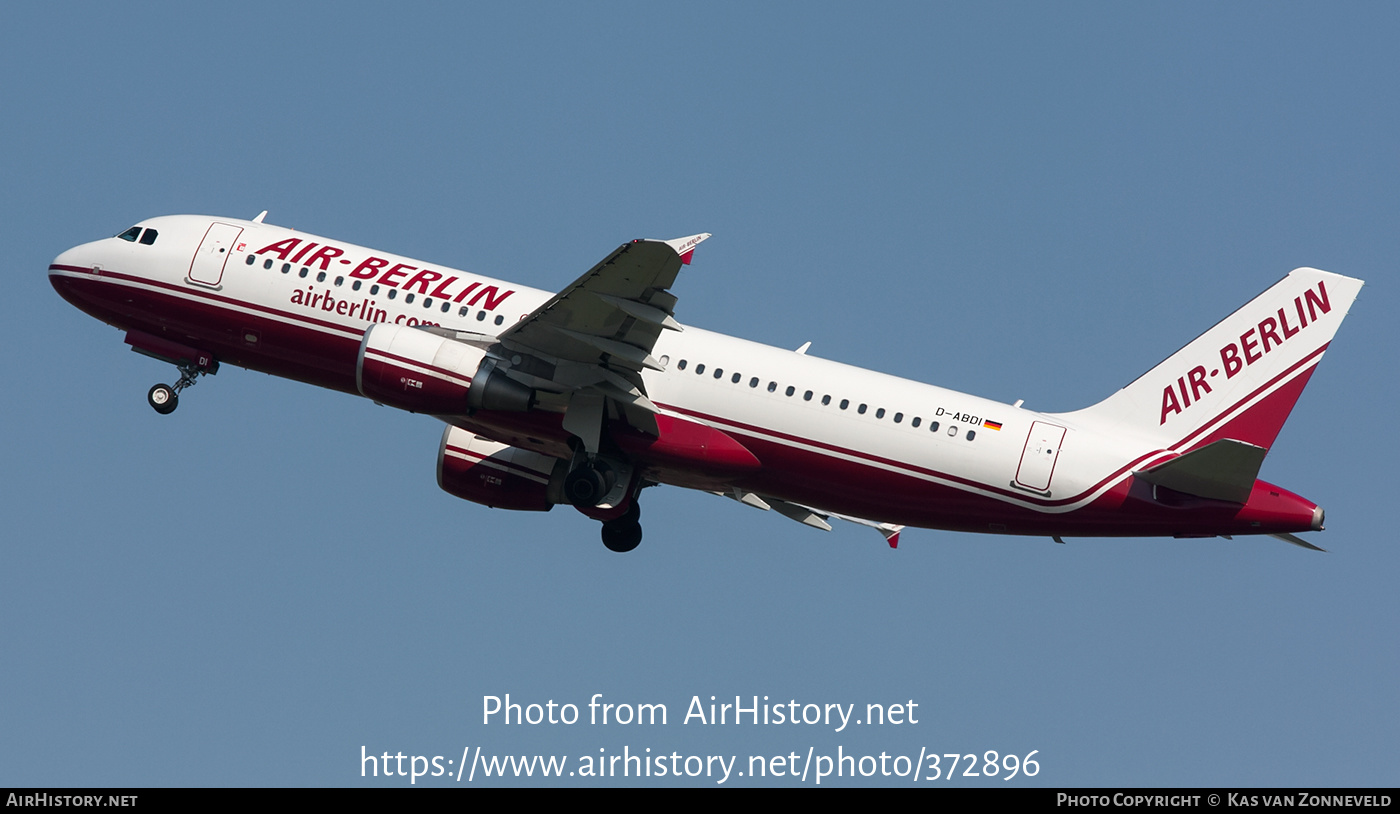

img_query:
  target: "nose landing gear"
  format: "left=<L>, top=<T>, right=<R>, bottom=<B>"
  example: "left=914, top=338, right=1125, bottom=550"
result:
left=146, top=361, right=210, bottom=415
left=124, top=331, right=218, bottom=416
left=147, top=383, right=178, bottom=414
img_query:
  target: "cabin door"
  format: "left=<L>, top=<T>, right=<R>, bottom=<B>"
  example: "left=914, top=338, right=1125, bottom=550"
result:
left=188, top=222, right=244, bottom=288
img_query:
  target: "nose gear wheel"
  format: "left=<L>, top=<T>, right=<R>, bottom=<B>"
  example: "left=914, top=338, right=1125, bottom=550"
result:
left=146, top=362, right=207, bottom=415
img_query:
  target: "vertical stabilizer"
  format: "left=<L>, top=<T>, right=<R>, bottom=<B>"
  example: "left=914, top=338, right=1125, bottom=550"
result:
left=1069, top=268, right=1362, bottom=452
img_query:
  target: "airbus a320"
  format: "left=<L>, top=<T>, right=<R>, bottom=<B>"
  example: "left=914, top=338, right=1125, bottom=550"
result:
left=49, top=213, right=1362, bottom=552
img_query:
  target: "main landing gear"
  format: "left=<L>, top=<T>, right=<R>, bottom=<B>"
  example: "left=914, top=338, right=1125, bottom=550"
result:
left=564, top=455, right=644, bottom=553
left=600, top=502, right=642, bottom=554
left=146, top=362, right=207, bottom=415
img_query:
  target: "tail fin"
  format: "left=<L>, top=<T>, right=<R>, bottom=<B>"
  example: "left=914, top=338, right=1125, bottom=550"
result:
left=1070, top=268, right=1363, bottom=452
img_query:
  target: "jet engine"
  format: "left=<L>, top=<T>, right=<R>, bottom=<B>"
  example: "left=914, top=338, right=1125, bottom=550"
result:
left=357, top=323, right=537, bottom=416
left=357, top=324, right=481, bottom=413
left=437, top=426, right=567, bottom=512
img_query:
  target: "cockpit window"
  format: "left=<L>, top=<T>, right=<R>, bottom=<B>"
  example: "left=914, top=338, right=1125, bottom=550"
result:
left=117, top=226, right=141, bottom=242
left=139, top=228, right=158, bottom=245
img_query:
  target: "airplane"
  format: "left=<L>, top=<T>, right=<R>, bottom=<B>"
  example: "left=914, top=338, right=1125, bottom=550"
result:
left=49, top=213, right=1363, bottom=553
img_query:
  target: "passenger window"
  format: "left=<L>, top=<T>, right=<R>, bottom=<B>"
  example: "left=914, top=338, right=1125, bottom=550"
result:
left=876, top=408, right=885, bottom=419
left=803, top=390, right=813, bottom=401
left=767, top=382, right=777, bottom=393
left=245, top=255, right=255, bottom=266
left=696, top=364, right=706, bottom=375
left=858, top=404, right=867, bottom=414
left=930, top=421, right=939, bottom=432
left=714, top=369, right=724, bottom=379
left=821, top=395, right=831, bottom=405
left=298, top=268, right=308, bottom=278
left=265, top=259, right=274, bottom=270
left=335, top=276, right=344, bottom=287
left=371, top=285, right=380, bottom=295
left=459, top=306, right=469, bottom=316
left=912, top=416, right=921, bottom=428
left=441, top=302, right=450, bottom=313
left=139, top=229, right=158, bottom=245
left=495, top=315, right=503, bottom=325
left=785, top=386, right=795, bottom=397
left=948, top=425, right=958, bottom=436
left=749, top=377, right=759, bottom=388
left=967, top=430, right=976, bottom=441
left=282, top=263, right=291, bottom=274
left=477, top=311, right=486, bottom=321
left=731, top=373, right=741, bottom=384
left=353, top=280, right=362, bottom=291
left=678, top=360, right=687, bottom=370
left=840, top=399, right=849, bottom=410
left=316, top=271, right=326, bottom=283
left=894, top=412, right=903, bottom=423
left=405, top=293, right=415, bottom=304
left=117, top=227, right=141, bottom=242
left=388, top=289, right=397, bottom=299
left=424, top=298, right=433, bottom=308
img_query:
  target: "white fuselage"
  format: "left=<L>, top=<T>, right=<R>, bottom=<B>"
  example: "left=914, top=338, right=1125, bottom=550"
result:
left=51, top=214, right=1343, bottom=541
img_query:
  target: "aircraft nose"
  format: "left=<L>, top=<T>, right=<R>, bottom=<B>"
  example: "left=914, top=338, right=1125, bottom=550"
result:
left=50, top=242, right=94, bottom=274
left=51, top=246, right=75, bottom=268
left=49, top=241, right=106, bottom=312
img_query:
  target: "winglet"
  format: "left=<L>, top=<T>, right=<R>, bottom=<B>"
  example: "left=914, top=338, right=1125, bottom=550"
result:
left=663, top=233, right=712, bottom=265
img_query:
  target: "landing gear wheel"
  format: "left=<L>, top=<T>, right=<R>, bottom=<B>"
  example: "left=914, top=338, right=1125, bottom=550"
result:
left=601, top=519, right=643, bottom=553
left=148, top=383, right=178, bottom=415
left=564, top=462, right=615, bottom=508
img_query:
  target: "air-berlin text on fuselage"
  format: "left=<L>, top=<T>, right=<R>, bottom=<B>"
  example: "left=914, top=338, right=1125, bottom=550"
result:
left=254, top=237, right=516, bottom=311
left=1159, top=280, right=1332, bottom=425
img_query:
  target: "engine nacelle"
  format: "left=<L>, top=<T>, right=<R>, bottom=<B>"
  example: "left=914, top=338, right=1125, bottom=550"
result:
left=357, top=324, right=485, bottom=414
left=357, top=324, right=539, bottom=416
left=437, top=426, right=567, bottom=512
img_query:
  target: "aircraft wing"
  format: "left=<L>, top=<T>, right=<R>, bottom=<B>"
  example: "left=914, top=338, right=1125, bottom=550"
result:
left=716, top=489, right=906, bottom=548
left=492, top=233, right=710, bottom=440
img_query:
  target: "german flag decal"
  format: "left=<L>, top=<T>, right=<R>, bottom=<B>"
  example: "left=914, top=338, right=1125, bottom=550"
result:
left=983, top=420, right=1003, bottom=431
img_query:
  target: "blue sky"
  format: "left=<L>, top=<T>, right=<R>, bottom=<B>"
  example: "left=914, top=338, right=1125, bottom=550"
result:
left=2, top=2, right=1396, bottom=786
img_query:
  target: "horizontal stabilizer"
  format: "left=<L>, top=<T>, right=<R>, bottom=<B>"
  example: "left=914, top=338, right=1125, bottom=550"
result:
left=1271, top=532, right=1327, bottom=552
left=1134, top=439, right=1267, bottom=503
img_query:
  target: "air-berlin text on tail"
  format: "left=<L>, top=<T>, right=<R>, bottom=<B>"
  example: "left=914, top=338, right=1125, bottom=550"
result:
left=254, top=237, right=516, bottom=310
left=1159, top=280, right=1332, bottom=425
